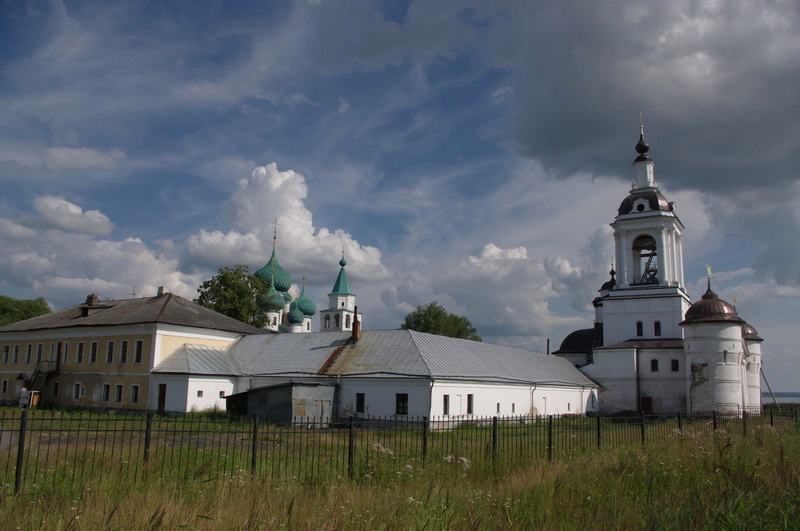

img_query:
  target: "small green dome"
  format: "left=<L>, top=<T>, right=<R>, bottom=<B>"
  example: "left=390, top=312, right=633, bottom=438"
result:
left=287, top=301, right=305, bottom=325
left=254, top=248, right=293, bottom=293
left=296, top=286, right=316, bottom=316
left=258, top=284, right=285, bottom=312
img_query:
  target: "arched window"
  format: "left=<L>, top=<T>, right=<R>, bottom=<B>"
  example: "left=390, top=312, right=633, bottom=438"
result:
left=650, top=359, right=659, bottom=372
left=654, top=321, right=662, bottom=336
left=636, top=321, right=643, bottom=337
left=335, top=315, right=340, bottom=327
left=632, top=235, right=658, bottom=284
left=324, top=315, right=330, bottom=329
left=345, top=315, right=351, bottom=329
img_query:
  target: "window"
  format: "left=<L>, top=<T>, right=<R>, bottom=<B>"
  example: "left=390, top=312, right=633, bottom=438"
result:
left=345, top=315, right=351, bottom=329
left=13, top=345, right=19, bottom=363
left=467, top=394, right=474, bottom=414
left=120, top=341, right=128, bottom=363
left=90, top=342, right=98, bottom=363
left=654, top=321, right=662, bottom=337
left=106, top=341, right=114, bottom=363
left=49, top=343, right=55, bottom=361
left=636, top=321, right=644, bottom=337
left=53, top=382, right=59, bottom=398
left=115, top=384, right=123, bottom=403
left=73, top=383, right=81, bottom=400
left=102, top=384, right=110, bottom=402
left=395, top=393, right=408, bottom=415
left=512, top=403, right=516, bottom=413
left=36, top=344, right=43, bottom=362
left=219, top=390, right=225, bottom=398
left=335, top=315, right=340, bottom=327
left=131, top=385, right=139, bottom=404
left=567, top=403, right=571, bottom=411
left=496, top=403, right=501, bottom=413
left=1, top=380, right=7, bottom=394
left=671, top=359, right=680, bottom=372
left=356, top=392, right=365, bottom=413
left=197, top=390, right=204, bottom=397
left=62, top=343, right=69, bottom=364
left=651, top=359, right=659, bottom=372
left=443, top=394, right=450, bottom=416
left=134, top=340, right=143, bottom=364
left=76, top=342, right=84, bottom=363
left=325, top=315, right=331, bottom=328
left=25, top=344, right=32, bottom=364
left=2, top=345, right=8, bottom=363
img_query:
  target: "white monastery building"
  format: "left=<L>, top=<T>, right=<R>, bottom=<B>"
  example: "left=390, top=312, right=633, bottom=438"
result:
left=553, top=131, right=764, bottom=415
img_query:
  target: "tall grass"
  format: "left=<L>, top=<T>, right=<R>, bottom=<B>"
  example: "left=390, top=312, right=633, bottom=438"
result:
left=2, top=423, right=798, bottom=529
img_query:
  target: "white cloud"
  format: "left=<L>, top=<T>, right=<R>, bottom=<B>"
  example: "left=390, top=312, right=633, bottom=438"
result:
left=33, top=196, right=113, bottom=235
left=43, top=146, right=125, bottom=170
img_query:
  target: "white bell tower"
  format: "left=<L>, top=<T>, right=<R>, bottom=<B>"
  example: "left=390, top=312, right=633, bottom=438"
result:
left=601, top=128, right=691, bottom=345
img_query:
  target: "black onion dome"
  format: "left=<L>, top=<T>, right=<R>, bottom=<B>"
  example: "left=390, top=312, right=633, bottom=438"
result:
left=600, top=269, right=616, bottom=291
left=634, top=133, right=651, bottom=162
left=555, top=328, right=596, bottom=354
left=742, top=322, right=764, bottom=342
left=680, top=286, right=744, bottom=325
left=618, top=189, right=671, bottom=216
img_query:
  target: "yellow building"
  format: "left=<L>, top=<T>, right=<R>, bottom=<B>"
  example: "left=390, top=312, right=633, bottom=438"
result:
left=0, top=291, right=263, bottom=412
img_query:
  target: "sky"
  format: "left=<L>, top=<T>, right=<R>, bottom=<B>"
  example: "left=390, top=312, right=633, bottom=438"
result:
left=1, top=1, right=799, bottom=391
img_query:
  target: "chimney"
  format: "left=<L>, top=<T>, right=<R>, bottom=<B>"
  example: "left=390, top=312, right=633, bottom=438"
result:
left=157, top=286, right=164, bottom=297
left=351, top=306, right=361, bottom=343
left=85, top=294, right=99, bottom=306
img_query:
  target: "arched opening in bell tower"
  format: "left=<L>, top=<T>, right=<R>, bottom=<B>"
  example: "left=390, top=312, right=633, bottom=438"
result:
left=632, top=235, right=658, bottom=285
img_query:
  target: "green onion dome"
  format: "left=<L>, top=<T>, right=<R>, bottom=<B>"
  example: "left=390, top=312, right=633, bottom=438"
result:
left=258, top=284, right=285, bottom=312
left=254, top=248, right=293, bottom=293
left=287, top=301, right=305, bottom=325
left=296, top=286, right=317, bottom=316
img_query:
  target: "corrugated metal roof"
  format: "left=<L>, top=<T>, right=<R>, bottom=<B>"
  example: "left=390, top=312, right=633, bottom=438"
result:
left=196, top=329, right=596, bottom=387
left=153, top=344, right=240, bottom=375
left=0, top=293, right=266, bottom=335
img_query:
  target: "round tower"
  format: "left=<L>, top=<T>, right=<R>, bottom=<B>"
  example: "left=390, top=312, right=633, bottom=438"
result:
left=741, top=322, right=764, bottom=412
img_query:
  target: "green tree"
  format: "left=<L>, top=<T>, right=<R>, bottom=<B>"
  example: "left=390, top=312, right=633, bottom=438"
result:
left=0, top=296, right=51, bottom=326
left=194, top=265, right=271, bottom=328
left=400, top=301, right=482, bottom=341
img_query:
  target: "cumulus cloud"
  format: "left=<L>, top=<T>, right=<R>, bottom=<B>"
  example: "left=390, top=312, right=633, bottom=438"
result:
left=33, top=196, right=113, bottom=235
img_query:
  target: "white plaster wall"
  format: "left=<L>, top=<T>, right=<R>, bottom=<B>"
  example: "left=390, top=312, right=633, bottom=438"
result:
left=186, top=377, right=236, bottom=412
left=337, top=379, right=431, bottom=418
left=745, top=341, right=762, bottom=411
left=149, top=375, right=189, bottom=413
left=602, top=290, right=690, bottom=345
left=684, top=323, right=745, bottom=414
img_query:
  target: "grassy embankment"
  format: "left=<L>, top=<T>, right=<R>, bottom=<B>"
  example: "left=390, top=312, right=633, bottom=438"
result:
left=2, top=420, right=799, bottom=529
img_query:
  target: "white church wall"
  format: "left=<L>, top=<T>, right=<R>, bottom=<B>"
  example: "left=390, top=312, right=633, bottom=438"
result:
left=684, top=323, right=746, bottom=414
left=337, top=379, right=431, bottom=418
left=149, top=374, right=188, bottom=413
left=602, top=290, right=689, bottom=346
left=186, top=377, right=235, bottom=412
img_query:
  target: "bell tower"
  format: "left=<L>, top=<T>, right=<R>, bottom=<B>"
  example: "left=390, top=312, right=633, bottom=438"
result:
left=601, top=127, right=692, bottom=345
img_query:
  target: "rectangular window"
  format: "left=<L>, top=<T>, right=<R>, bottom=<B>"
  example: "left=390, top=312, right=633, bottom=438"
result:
left=467, top=394, right=474, bottom=414
left=76, top=342, right=84, bottom=363
left=115, top=384, right=123, bottom=403
left=356, top=392, right=365, bottom=413
left=134, top=340, right=143, bottom=364
left=25, top=344, right=32, bottom=364
left=2, top=345, right=8, bottom=363
left=395, top=393, right=409, bottom=415
left=73, top=383, right=81, bottom=400
left=219, top=390, right=225, bottom=398
left=62, top=342, right=69, bottom=364
left=131, top=385, right=139, bottom=404
left=105, top=341, right=114, bottom=363
left=13, top=345, right=19, bottom=363
left=52, top=382, right=59, bottom=398
left=49, top=343, right=55, bottom=361
left=496, top=403, right=501, bottom=413
left=102, top=384, right=110, bottom=402
left=512, top=403, right=516, bottom=413
left=90, top=342, right=98, bottom=363
left=636, top=321, right=644, bottom=337
left=120, top=340, right=128, bottom=363
left=671, top=359, right=680, bottom=372
left=654, top=321, right=662, bottom=337
left=651, top=359, right=659, bottom=372
left=443, top=394, right=450, bottom=416
left=567, top=403, right=571, bottom=412
left=36, top=344, right=43, bottom=362
left=1, top=380, right=7, bottom=394
left=197, top=390, right=204, bottom=398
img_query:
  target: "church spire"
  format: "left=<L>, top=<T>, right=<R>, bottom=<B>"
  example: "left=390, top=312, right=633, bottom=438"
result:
left=631, top=114, right=656, bottom=188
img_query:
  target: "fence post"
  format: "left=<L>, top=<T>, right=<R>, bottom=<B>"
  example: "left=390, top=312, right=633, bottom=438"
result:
left=596, top=415, right=601, bottom=450
left=640, top=412, right=646, bottom=445
left=742, top=410, right=747, bottom=437
left=347, top=416, right=355, bottom=480
left=491, top=416, right=498, bottom=464
left=770, top=409, right=774, bottom=427
left=677, top=414, right=683, bottom=436
left=422, top=416, right=428, bottom=463
left=14, top=410, right=28, bottom=494
left=251, top=416, right=258, bottom=476
left=143, top=412, right=153, bottom=465
left=712, top=411, right=717, bottom=431
left=547, top=415, right=553, bottom=461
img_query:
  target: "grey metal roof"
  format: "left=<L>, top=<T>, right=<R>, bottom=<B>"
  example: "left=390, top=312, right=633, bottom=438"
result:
left=0, top=293, right=266, bottom=335
left=185, top=329, right=595, bottom=387
left=153, top=344, right=240, bottom=375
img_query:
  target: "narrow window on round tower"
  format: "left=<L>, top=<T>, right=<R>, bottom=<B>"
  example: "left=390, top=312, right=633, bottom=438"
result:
left=632, top=235, right=658, bottom=284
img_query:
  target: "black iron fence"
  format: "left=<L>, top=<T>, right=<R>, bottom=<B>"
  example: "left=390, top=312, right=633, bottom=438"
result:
left=1, top=409, right=797, bottom=494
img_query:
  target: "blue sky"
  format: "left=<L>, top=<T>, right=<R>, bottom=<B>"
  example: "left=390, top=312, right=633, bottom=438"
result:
left=1, top=1, right=799, bottom=391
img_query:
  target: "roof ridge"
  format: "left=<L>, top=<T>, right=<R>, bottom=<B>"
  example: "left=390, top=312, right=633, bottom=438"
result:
left=153, top=293, right=172, bottom=322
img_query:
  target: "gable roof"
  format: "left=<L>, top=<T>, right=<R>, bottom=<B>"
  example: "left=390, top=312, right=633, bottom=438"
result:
left=0, top=293, right=265, bottom=335
left=157, top=329, right=597, bottom=387
left=153, top=344, right=241, bottom=375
